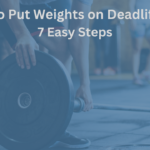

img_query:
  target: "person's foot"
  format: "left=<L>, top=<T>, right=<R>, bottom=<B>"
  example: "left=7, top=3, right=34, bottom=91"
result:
left=103, top=67, right=116, bottom=76
left=56, top=131, right=91, bottom=149
left=133, top=77, right=144, bottom=86
left=141, top=71, right=150, bottom=82
left=94, top=68, right=101, bottom=75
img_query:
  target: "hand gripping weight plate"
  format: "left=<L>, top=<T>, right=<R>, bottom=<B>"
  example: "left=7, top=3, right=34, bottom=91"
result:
left=0, top=51, right=74, bottom=150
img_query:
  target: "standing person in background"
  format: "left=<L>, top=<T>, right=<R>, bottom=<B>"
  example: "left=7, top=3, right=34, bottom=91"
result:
left=92, top=9, right=118, bottom=76
left=130, top=0, right=150, bottom=85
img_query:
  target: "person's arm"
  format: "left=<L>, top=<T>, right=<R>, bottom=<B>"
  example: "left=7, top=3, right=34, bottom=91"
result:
left=129, top=0, right=137, bottom=30
left=69, top=0, right=93, bottom=111
left=0, top=0, right=39, bottom=69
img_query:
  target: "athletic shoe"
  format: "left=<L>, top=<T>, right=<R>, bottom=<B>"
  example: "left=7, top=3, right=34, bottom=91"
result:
left=94, top=68, right=101, bottom=75
left=133, top=77, right=144, bottom=86
left=56, top=131, right=91, bottom=149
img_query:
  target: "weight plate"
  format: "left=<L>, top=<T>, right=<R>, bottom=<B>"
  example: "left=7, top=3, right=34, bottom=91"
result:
left=0, top=51, right=74, bottom=150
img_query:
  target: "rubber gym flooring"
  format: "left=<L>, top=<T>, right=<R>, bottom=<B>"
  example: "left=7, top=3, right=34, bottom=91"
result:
left=52, top=74, right=150, bottom=150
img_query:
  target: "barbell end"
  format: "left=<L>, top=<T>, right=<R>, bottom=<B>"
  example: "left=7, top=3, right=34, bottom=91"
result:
left=74, top=98, right=85, bottom=113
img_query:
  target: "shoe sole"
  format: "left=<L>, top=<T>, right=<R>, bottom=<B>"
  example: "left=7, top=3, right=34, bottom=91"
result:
left=56, top=139, right=91, bottom=149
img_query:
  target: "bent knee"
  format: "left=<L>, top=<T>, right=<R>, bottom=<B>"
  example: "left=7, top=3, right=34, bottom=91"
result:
left=36, top=34, right=68, bottom=54
left=53, top=37, right=68, bottom=54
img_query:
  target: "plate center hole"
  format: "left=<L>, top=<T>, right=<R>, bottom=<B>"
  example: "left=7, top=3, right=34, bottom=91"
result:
left=18, top=93, right=32, bottom=109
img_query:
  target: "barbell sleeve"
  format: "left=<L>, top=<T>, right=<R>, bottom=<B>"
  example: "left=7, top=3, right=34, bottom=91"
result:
left=74, top=98, right=85, bottom=112
left=74, top=98, right=150, bottom=113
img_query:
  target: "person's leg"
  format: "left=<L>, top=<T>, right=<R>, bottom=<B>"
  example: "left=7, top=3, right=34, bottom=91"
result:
left=132, top=37, right=143, bottom=79
left=130, top=22, right=145, bottom=85
left=0, top=37, right=14, bottom=61
left=34, top=28, right=72, bottom=74
left=36, top=36, right=72, bottom=73
left=100, top=16, right=116, bottom=76
left=110, top=25, right=118, bottom=70
left=35, top=18, right=71, bottom=73
left=46, top=0, right=92, bottom=148
left=94, top=37, right=101, bottom=68
left=143, top=27, right=150, bottom=75
left=93, top=37, right=101, bottom=75
left=141, top=36, right=150, bottom=81
left=102, top=35, right=116, bottom=76
left=103, top=37, right=111, bottom=68
left=145, top=50, right=150, bottom=73
left=34, top=1, right=72, bottom=74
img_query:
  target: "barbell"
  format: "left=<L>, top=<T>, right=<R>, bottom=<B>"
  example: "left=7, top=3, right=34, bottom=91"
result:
left=75, top=98, right=150, bottom=113
left=0, top=51, right=149, bottom=150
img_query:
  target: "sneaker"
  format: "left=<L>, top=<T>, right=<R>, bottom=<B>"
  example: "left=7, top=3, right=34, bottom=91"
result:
left=141, top=71, right=150, bottom=82
left=133, top=77, right=144, bottom=86
left=103, top=67, right=116, bottom=76
left=56, top=131, right=91, bottom=149
left=94, top=68, right=101, bottom=76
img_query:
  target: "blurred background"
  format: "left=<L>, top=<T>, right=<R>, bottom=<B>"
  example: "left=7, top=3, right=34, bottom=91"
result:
left=71, top=0, right=150, bottom=80
left=70, top=1, right=150, bottom=149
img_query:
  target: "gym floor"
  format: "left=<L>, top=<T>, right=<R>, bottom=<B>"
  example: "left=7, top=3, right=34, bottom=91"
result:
left=53, top=75, right=150, bottom=150
left=0, top=74, right=150, bottom=150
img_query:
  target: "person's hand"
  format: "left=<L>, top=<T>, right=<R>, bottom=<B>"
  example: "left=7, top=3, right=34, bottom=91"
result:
left=15, top=34, right=39, bottom=69
left=76, top=84, right=93, bottom=112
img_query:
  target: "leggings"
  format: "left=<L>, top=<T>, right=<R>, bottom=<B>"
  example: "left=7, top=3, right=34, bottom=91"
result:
left=93, top=26, right=118, bottom=68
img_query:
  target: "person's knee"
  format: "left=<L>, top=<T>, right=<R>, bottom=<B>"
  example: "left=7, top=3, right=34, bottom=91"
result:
left=53, top=37, right=69, bottom=55
left=58, top=41, right=73, bottom=64
left=49, top=37, right=72, bottom=63
left=50, top=37, right=73, bottom=73
left=35, top=34, right=72, bottom=63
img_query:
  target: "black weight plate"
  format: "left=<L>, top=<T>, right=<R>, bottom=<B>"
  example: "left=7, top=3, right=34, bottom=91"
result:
left=0, top=51, right=74, bottom=150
